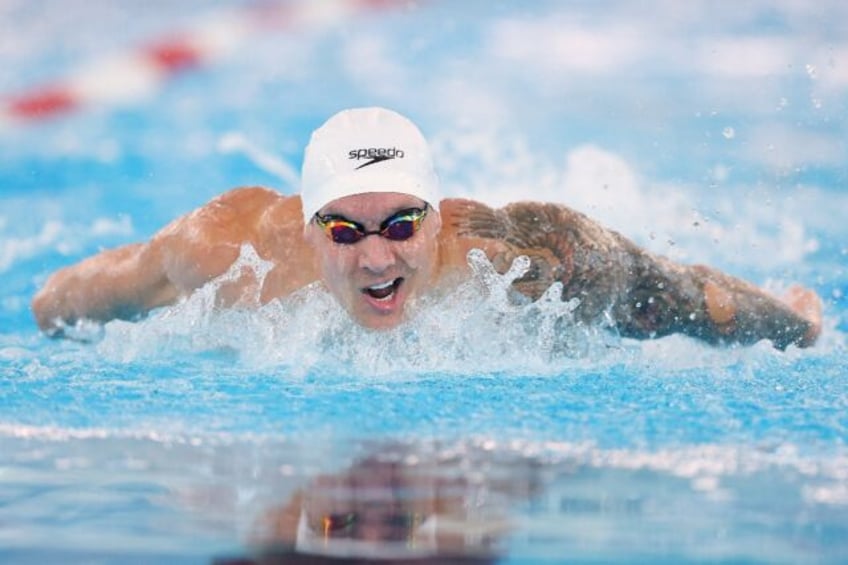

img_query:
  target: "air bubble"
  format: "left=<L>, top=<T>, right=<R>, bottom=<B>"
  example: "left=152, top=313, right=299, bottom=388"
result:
left=805, top=64, right=817, bottom=79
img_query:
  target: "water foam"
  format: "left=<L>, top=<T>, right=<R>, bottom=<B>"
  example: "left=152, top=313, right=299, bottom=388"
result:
left=90, top=240, right=818, bottom=379
left=95, top=245, right=627, bottom=375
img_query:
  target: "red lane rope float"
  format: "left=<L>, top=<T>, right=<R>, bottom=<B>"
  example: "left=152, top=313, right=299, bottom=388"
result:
left=7, top=87, right=79, bottom=120
left=1, top=0, right=413, bottom=126
left=145, top=39, right=205, bottom=73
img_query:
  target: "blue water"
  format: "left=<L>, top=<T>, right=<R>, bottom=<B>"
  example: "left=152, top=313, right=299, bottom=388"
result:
left=1, top=1, right=847, bottom=563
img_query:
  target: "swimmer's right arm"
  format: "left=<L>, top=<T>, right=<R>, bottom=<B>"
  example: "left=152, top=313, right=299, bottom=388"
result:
left=31, top=240, right=179, bottom=336
left=31, top=186, right=280, bottom=337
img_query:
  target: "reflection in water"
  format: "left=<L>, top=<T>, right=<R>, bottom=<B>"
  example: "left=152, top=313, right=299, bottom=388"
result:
left=214, top=443, right=542, bottom=564
left=2, top=431, right=846, bottom=562
left=204, top=439, right=848, bottom=564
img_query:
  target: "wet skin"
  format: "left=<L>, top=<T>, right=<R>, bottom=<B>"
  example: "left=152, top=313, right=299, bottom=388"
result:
left=304, top=192, right=442, bottom=330
left=31, top=186, right=822, bottom=349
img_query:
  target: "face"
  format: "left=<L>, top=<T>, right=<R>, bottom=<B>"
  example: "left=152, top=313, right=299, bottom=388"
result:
left=302, top=460, right=437, bottom=545
left=305, top=192, right=442, bottom=330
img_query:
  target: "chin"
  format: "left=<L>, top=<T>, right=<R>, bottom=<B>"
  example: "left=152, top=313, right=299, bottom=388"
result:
left=349, top=285, right=412, bottom=330
left=357, top=313, right=405, bottom=331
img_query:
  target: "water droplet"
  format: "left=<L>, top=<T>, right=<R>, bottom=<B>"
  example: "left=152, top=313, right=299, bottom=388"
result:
left=805, top=64, right=817, bottom=79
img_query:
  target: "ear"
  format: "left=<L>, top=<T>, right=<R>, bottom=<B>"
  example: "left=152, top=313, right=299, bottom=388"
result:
left=428, top=207, right=443, bottom=234
left=303, top=220, right=321, bottom=248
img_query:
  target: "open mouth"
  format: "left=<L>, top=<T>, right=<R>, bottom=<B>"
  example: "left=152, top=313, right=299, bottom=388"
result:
left=363, top=278, right=403, bottom=301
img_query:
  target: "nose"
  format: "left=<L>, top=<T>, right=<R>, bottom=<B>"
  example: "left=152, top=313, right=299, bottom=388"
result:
left=357, top=235, right=396, bottom=273
left=356, top=520, right=386, bottom=542
left=354, top=508, right=397, bottom=542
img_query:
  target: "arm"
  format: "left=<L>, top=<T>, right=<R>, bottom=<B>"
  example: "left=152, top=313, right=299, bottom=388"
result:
left=610, top=251, right=821, bottom=349
left=443, top=199, right=821, bottom=349
left=31, top=186, right=283, bottom=337
left=31, top=240, right=178, bottom=336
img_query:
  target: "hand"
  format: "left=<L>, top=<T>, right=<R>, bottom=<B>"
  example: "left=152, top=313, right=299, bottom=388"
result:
left=781, top=285, right=822, bottom=347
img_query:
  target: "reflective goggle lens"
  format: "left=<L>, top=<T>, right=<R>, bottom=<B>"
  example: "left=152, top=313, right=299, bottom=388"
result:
left=382, top=212, right=420, bottom=240
left=326, top=221, right=365, bottom=244
left=317, top=511, right=427, bottom=540
left=315, top=205, right=428, bottom=245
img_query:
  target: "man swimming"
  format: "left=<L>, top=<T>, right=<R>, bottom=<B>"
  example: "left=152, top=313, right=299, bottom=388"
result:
left=31, top=107, right=822, bottom=349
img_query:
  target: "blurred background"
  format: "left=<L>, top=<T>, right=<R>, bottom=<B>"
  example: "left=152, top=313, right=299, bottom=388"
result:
left=2, top=0, right=846, bottom=291
left=1, top=1, right=846, bottom=562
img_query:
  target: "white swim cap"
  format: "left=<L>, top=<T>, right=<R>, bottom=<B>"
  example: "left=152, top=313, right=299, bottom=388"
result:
left=300, top=107, right=440, bottom=223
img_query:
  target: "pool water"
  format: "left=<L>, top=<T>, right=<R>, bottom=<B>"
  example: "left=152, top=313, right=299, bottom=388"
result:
left=1, top=1, right=847, bottom=563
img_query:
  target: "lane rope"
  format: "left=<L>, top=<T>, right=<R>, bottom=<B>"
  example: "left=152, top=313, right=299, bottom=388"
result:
left=1, top=0, right=405, bottom=128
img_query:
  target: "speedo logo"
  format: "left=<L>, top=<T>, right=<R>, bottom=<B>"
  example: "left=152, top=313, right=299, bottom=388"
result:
left=348, top=147, right=405, bottom=169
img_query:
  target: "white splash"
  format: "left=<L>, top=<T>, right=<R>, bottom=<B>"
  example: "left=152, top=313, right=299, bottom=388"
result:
left=95, top=245, right=614, bottom=376
left=91, top=227, right=831, bottom=374
left=433, top=126, right=824, bottom=271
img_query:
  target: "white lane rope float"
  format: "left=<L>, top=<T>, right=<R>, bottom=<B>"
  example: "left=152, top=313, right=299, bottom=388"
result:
left=218, top=131, right=301, bottom=188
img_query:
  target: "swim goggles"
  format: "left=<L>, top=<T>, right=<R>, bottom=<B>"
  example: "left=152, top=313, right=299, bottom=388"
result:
left=313, top=203, right=429, bottom=245
left=294, top=508, right=438, bottom=559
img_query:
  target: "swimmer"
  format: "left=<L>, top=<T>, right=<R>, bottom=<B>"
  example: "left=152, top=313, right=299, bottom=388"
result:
left=243, top=444, right=530, bottom=562
left=31, top=107, right=822, bottom=349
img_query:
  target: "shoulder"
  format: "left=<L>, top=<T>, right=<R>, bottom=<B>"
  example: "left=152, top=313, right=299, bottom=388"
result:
left=438, top=198, right=589, bottom=242
left=435, top=197, right=630, bottom=299
left=158, top=187, right=292, bottom=241
left=154, top=186, right=296, bottom=289
left=435, top=198, right=576, bottom=276
left=195, top=186, right=289, bottom=225
left=198, top=186, right=305, bottom=242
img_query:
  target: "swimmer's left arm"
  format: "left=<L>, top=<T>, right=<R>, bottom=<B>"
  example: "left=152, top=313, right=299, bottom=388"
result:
left=444, top=199, right=822, bottom=349
left=611, top=252, right=822, bottom=350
